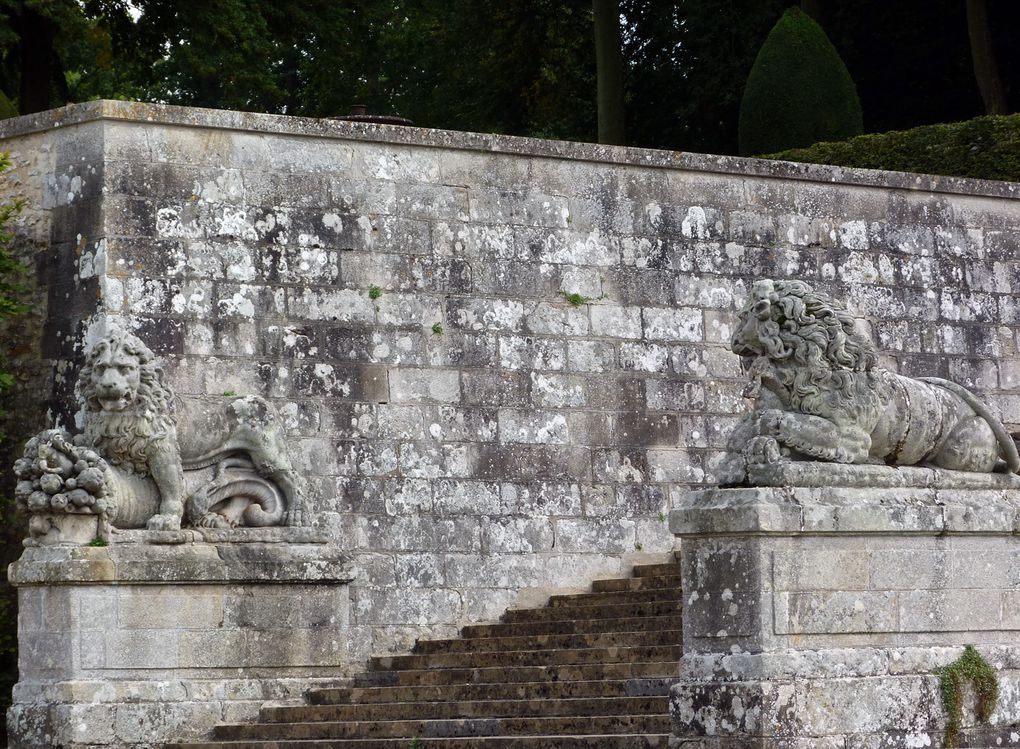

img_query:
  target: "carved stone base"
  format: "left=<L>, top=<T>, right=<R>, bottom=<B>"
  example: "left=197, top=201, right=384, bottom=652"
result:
left=669, top=486, right=1020, bottom=747
left=6, top=530, right=352, bottom=748
left=744, top=459, right=1020, bottom=490
left=25, top=511, right=102, bottom=546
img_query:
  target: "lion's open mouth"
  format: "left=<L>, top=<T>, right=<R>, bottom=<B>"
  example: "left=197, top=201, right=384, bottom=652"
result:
left=99, top=394, right=132, bottom=411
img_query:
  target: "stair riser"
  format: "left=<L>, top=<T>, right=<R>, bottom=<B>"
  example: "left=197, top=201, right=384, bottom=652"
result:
left=502, top=601, right=681, bottom=623
left=412, top=628, right=682, bottom=655
left=262, top=695, right=669, bottom=723
left=173, top=735, right=673, bottom=749
left=546, top=587, right=682, bottom=607
left=461, top=614, right=683, bottom=639
left=591, top=574, right=681, bottom=593
left=631, top=563, right=680, bottom=577
left=307, top=677, right=678, bottom=705
left=353, top=661, right=678, bottom=688
left=371, top=645, right=682, bottom=671
left=214, top=714, right=672, bottom=741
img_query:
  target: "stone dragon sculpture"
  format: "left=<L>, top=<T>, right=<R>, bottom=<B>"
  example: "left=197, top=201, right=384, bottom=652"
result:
left=14, top=329, right=305, bottom=543
left=721, top=278, right=1020, bottom=485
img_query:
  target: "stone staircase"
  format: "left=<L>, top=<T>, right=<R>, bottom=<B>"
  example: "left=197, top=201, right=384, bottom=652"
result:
left=170, top=557, right=683, bottom=748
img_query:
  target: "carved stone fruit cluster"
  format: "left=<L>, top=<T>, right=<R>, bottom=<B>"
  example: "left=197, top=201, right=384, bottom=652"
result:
left=13, top=429, right=115, bottom=517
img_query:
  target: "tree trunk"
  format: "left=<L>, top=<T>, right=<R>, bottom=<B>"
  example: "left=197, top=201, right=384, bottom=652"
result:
left=14, top=7, right=59, bottom=114
left=965, top=0, right=1008, bottom=115
left=593, top=0, right=625, bottom=145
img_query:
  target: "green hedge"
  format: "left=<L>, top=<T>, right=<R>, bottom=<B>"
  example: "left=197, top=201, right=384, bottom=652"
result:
left=738, top=7, right=862, bottom=157
left=765, top=113, right=1020, bottom=182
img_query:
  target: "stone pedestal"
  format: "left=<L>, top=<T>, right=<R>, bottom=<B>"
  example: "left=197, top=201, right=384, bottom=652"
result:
left=669, top=475, right=1020, bottom=748
left=6, top=528, right=352, bottom=748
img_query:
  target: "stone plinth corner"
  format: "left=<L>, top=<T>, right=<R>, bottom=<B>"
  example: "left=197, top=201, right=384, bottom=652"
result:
left=7, top=530, right=353, bottom=749
left=670, top=482, right=1020, bottom=748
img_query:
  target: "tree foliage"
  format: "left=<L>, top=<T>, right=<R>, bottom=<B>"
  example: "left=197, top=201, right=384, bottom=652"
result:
left=0, top=150, right=26, bottom=716
left=0, top=2, right=1016, bottom=154
left=738, top=6, right=862, bottom=156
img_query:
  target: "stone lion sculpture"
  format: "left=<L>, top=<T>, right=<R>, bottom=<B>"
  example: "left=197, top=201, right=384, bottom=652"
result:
left=14, top=329, right=305, bottom=543
left=720, top=278, right=1020, bottom=485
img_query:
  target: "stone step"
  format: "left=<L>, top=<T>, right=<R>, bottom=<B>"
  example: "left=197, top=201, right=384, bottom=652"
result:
left=545, top=586, right=681, bottom=607
left=307, top=677, right=677, bottom=706
left=411, top=627, right=683, bottom=655
left=170, top=557, right=684, bottom=749
left=630, top=562, right=681, bottom=577
left=212, top=714, right=672, bottom=741
left=353, top=661, right=678, bottom=688
left=173, top=733, right=673, bottom=748
left=591, top=574, right=682, bottom=593
left=262, top=695, right=669, bottom=723
left=501, top=599, right=681, bottom=623
left=368, top=644, right=683, bottom=672
left=460, top=613, right=683, bottom=639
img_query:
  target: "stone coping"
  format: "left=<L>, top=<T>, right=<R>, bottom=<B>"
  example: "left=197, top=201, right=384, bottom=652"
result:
left=8, top=534, right=352, bottom=586
left=670, top=485, right=1020, bottom=535
left=745, top=462, right=1020, bottom=490
left=1, top=99, right=1018, bottom=201
left=681, top=644, right=1020, bottom=681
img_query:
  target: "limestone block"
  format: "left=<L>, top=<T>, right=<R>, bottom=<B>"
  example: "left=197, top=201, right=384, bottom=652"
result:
left=499, top=335, right=566, bottom=370
left=590, top=304, right=642, bottom=340
left=117, top=587, right=224, bottom=629
left=773, top=591, right=898, bottom=635
left=103, top=630, right=180, bottom=669
left=481, top=517, right=555, bottom=554
left=556, top=518, right=637, bottom=554
left=772, top=549, right=869, bottom=591
left=388, top=368, right=460, bottom=403
left=433, top=479, right=501, bottom=516
left=566, top=340, right=616, bottom=372
left=353, top=587, right=462, bottom=626
left=642, top=306, right=703, bottom=342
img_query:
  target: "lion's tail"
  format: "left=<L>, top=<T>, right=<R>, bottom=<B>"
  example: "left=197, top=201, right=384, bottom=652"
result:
left=921, top=377, right=1020, bottom=474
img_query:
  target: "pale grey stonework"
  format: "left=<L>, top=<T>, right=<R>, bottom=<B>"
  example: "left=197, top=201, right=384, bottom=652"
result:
left=670, top=485, right=1020, bottom=747
left=2, top=101, right=1020, bottom=746
left=7, top=529, right=351, bottom=748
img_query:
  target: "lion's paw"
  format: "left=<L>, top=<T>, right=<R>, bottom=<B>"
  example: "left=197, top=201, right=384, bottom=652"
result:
left=146, top=513, right=182, bottom=532
left=757, top=409, right=787, bottom=437
left=196, top=512, right=233, bottom=529
left=744, top=436, right=782, bottom=466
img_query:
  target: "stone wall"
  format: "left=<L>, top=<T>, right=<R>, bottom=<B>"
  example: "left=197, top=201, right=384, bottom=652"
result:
left=7, top=531, right=351, bottom=747
left=671, top=484, right=1020, bottom=746
left=2, top=100, right=1020, bottom=665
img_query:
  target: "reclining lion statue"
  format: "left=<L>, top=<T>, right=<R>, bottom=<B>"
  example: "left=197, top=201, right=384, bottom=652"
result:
left=14, top=329, right=305, bottom=542
left=721, top=278, right=1020, bottom=485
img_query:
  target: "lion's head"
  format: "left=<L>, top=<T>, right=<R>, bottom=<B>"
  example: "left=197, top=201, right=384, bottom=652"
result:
left=732, top=280, right=886, bottom=424
left=732, top=279, right=876, bottom=372
left=78, top=329, right=177, bottom=475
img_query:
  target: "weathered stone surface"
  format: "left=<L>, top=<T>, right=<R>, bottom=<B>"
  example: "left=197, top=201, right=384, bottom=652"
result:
left=723, top=279, right=1020, bottom=489
left=672, top=485, right=1020, bottom=746
left=6, top=100, right=1020, bottom=747
left=7, top=535, right=351, bottom=749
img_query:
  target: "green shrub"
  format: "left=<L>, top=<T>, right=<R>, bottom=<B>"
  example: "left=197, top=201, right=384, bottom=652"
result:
left=0, top=151, right=27, bottom=717
left=738, top=6, right=862, bottom=156
left=766, top=113, right=1020, bottom=182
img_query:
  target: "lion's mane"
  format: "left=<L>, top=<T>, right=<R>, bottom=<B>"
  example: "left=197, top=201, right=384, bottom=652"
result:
left=77, top=331, right=177, bottom=476
left=739, top=280, right=889, bottom=424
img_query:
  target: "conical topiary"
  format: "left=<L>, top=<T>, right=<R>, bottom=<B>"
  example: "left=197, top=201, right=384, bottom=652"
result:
left=738, top=6, right=863, bottom=157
